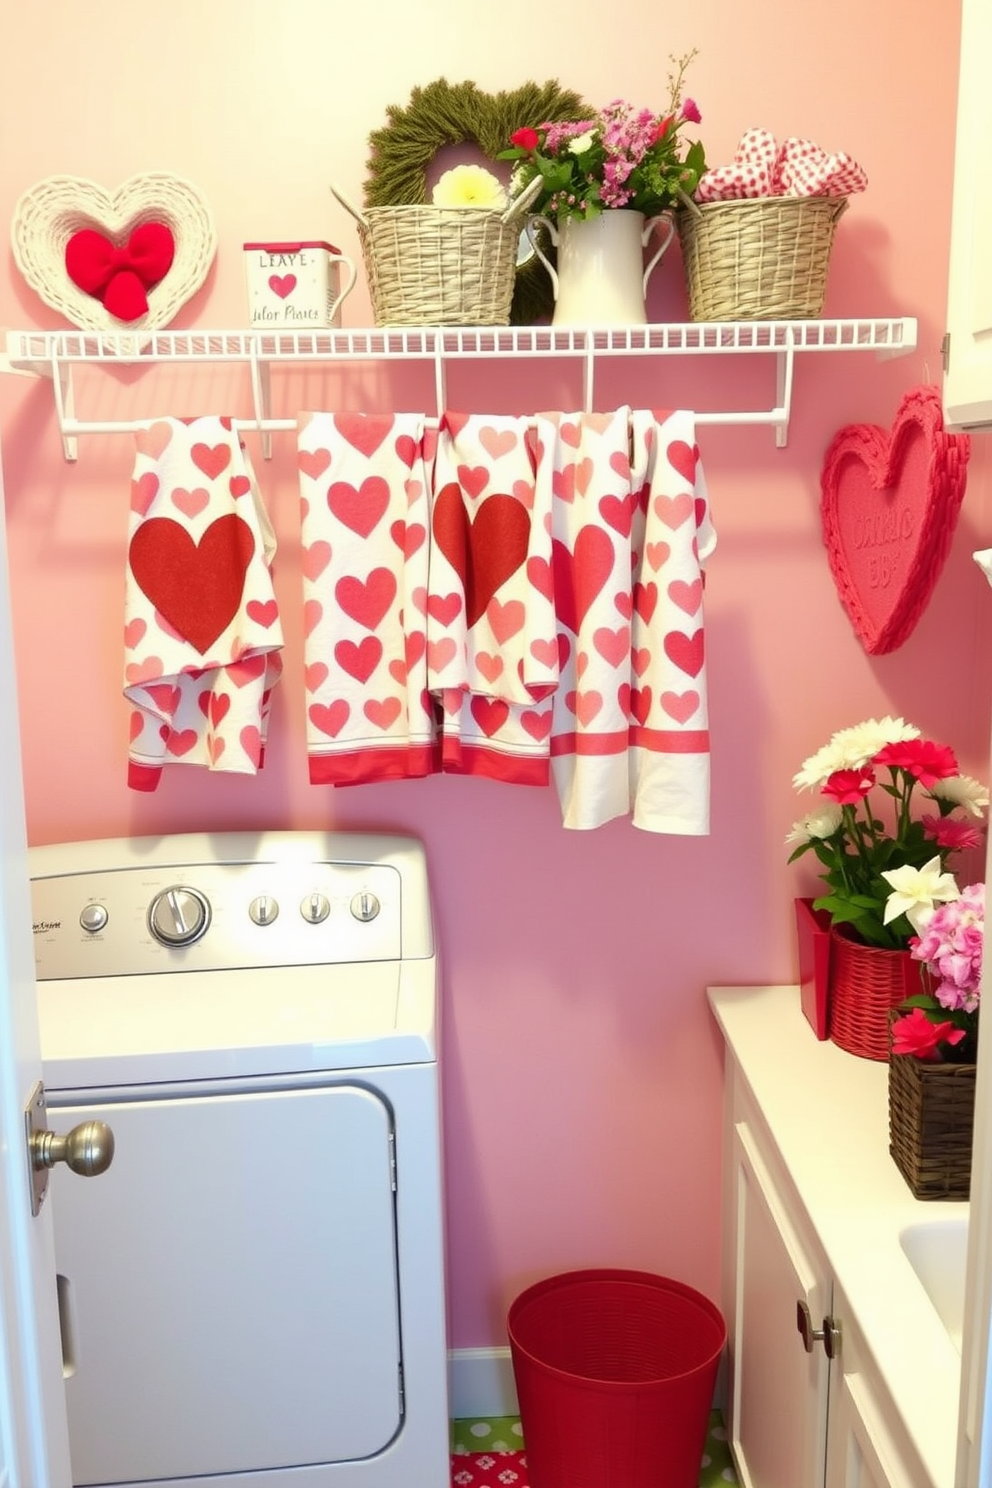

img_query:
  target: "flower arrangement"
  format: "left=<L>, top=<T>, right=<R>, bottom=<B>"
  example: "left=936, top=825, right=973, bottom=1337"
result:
left=890, top=884, right=984, bottom=1063
left=498, top=52, right=706, bottom=222
left=787, top=716, right=988, bottom=951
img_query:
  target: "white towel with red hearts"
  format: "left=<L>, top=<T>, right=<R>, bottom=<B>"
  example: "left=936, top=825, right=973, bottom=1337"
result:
left=427, top=413, right=557, bottom=784
left=297, top=411, right=438, bottom=784
left=695, top=127, right=867, bottom=202
left=538, top=408, right=715, bottom=832
left=124, top=416, right=284, bottom=791
left=626, top=408, right=716, bottom=833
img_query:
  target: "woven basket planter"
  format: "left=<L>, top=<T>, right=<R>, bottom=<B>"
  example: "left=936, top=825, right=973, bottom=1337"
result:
left=889, top=1051, right=976, bottom=1200
left=676, top=195, right=847, bottom=321
left=354, top=178, right=542, bottom=328
left=828, top=924, right=931, bottom=1062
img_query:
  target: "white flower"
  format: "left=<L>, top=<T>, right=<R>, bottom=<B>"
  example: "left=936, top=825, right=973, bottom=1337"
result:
left=881, top=856, right=960, bottom=933
left=930, top=773, right=990, bottom=819
left=432, top=165, right=507, bottom=210
left=793, top=715, right=920, bottom=790
left=785, top=803, right=844, bottom=846
left=567, top=129, right=597, bottom=156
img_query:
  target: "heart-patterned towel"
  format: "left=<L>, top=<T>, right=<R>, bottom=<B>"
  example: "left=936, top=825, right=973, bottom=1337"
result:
left=539, top=407, right=636, bottom=828
left=694, top=127, right=868, bottom=203
left=626, top=409, right=715, bottom=833
left=297, top=411, right=439, bottom=784
left=124, top=417, right=284, bottom=791
left=538, top=409, right=716, bottom=832
left=428, top=413, right=557, bottom=784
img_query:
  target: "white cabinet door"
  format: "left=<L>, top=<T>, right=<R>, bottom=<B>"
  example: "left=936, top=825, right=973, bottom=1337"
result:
left=943, top=0, right=992, bottom=428
left=825, top=1286, right=929, bottom=1488
left=730, top=1119, right=832, bottom=1488
left=0, top=437, right=73, bottom=1488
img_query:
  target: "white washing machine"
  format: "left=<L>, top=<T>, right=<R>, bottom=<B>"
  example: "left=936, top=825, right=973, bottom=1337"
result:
left=29, top=830, right=450, bottom=1488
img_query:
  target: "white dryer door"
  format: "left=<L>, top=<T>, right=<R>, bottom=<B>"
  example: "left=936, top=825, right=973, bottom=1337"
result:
left=49, top=1082, right=402, bottom=1484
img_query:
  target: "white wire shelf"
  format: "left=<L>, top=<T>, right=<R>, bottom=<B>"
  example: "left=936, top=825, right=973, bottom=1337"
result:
left=1, top=318, right=918, bottom=460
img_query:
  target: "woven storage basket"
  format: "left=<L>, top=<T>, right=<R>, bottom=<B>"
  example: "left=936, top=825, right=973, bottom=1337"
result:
left=348, top=175, right=543, bottom=328
left=676, top=195, right=847, bottom=321
left=828, top=924, right=930, bottom=1062
left=889, top=1047, right=976, bottom=1201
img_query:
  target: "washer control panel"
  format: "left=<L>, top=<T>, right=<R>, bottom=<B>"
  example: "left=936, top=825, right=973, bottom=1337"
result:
left=31, top=857, right=401, bottom=980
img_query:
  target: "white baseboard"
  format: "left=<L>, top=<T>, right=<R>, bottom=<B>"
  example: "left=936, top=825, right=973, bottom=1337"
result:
left=447, top=1347, right=518, bottom=1419
left=447, top=1344, right=728, bottom=1421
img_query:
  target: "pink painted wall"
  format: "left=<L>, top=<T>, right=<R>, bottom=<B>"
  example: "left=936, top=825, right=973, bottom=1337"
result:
left=1, top=1, right=988, bottom=1349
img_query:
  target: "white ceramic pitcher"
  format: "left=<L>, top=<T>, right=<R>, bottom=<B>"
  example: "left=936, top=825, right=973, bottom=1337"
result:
left=525, top=209, right=675, bottom=326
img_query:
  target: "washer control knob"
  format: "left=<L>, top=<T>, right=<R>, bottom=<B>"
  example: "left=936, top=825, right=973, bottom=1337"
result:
left=80, top=903, right=109, bottom=935
left=350, top=890, right=381, bottom=923
left=249, top=895, right=279, bottom=927
left=301, top=893, right=330, bottom=925
left=148, top=886, right=210, bottom=947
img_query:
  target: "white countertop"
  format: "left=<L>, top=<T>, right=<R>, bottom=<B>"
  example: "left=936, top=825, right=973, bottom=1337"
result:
left=708, top=984, right=964, bottom=1488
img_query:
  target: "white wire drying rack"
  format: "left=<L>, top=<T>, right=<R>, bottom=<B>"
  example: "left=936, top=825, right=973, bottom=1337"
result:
left=1, top=319, right=918, bottom=460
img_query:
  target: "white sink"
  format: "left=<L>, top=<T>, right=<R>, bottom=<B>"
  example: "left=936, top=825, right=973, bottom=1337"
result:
left=899, top=1218, right=968, bottom=1352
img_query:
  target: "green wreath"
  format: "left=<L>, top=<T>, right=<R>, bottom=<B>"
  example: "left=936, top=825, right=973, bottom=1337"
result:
left=364, top=78, right=590, bottom=325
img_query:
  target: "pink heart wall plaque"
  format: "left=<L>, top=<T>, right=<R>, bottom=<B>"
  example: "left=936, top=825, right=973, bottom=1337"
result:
left=820, top=385, right=970, bottom=655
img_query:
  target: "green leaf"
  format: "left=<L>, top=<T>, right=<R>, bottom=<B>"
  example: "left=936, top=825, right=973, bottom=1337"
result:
left=684, top=139, right=706, bottom=176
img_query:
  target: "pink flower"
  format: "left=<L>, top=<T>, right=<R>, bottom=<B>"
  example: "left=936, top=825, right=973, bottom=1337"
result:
left=681, top=97, right=702, bottom=124
left=921, top=814, right=984, bottom=851
left=822, top=767, right=874, bottom=805
left=874, top=739, right=959, bottom=789
left=891, top=1006, right=966, bottom=1060
left=510, top=127, right=540, bottom=152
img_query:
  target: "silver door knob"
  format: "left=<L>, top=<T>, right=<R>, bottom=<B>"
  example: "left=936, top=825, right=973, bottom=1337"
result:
left=796, top=1299, right=841, bottom=1358
left=30, top=1119, right=115, bottom=1177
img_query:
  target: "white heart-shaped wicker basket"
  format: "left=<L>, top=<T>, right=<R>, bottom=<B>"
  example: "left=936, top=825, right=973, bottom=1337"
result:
left=11, top=172, right=217, bottom=331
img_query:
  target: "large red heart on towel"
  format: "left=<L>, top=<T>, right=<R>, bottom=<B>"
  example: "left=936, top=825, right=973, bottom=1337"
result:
left=820, top=386, right=970, bottom=655
left=432, top=486, right=531, bottom=628
left=129, top=515, right=255, bottom=654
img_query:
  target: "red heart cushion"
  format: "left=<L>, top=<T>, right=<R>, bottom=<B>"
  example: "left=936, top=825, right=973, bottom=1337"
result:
left=820, top=386, right=970, bottom=655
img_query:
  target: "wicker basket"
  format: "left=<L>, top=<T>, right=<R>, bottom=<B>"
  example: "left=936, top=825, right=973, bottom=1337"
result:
left=676, top=195, right=847, bottom=321
left=336, top=177, right=543, bottom=328
left=828, top=924, right=930, bottom=1062
left=889, top=1049, right=976, bottom=1201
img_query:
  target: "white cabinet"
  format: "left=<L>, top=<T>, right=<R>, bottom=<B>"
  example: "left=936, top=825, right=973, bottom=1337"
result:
left=825, top=1285, right=931, bottom=1488
left=943, top=0, right=992, bottom=428
left=726, top=1095, right=830, bottom=1488
left=710, top=985, right=961, bottom=1488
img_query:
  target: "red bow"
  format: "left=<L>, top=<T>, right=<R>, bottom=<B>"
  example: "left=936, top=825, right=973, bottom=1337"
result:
left=65, top=222, right=175, bottom=321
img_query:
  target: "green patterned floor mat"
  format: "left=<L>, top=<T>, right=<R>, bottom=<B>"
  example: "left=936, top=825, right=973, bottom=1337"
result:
left=451, top=1411, right=737, bottom=1484
left=451, top=1416, right=526, bottom=1454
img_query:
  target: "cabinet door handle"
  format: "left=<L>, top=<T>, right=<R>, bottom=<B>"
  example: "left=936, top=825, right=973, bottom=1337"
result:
left=796, top=1300, right=842, bottom=1358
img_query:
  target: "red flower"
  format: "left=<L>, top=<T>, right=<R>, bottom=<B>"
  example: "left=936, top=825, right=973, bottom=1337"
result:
left=510, top=127, right=540, bottom=151
left=921, top=814, right=984, bottom=851
left=652, top=113, right=676, bottom=143
left=874, top=739, right=959, bottom=789
left=891, top=1006, right=966, bottom=1060
left=822, top=767, right=874, bottom=805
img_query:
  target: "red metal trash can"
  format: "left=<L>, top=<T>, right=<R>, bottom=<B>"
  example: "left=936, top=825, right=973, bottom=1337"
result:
left=508, top=1269, right=726, bottom=1488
